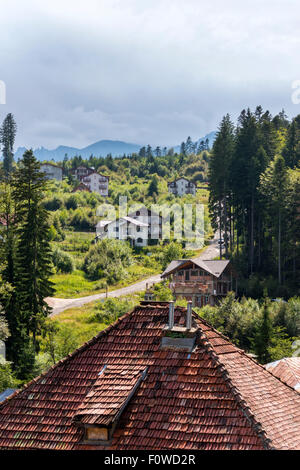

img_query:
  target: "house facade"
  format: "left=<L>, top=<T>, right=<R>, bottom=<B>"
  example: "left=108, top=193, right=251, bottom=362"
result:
left=1, top=301, right=300, bottom=450
left=72, top=165, right=93, bottom=180
left=40, top=163, right=63, bottom=181
left=168, top=177, right=196, bottom=196
left=96, top=216, right=149, bottom=247
left=96, top=206, right=163, bottom=247
left=162, top=258, right=234, bottom=307
left=80, top=171, right=109, bottom=196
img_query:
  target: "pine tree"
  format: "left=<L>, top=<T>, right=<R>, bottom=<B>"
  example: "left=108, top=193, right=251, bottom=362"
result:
left=259, top=155, right=289, bottom=284
left=282, top=115, right=300, bottom=168
left=209, top=114, right=235, bottom=258
left=148, top=175, right=159, bottom=197
left=11, top=150, right=54, bottom=377
left=0, top=114, right=17, bottom=177
left=253, top=297, right=273, bottom=363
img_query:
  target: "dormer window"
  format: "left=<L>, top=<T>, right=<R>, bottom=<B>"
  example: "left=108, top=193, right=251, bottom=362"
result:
left=73, top=365, right=148, bottom=445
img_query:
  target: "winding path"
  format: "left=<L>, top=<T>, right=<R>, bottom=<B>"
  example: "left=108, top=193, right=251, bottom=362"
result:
left=46, top=232, right=220, bottom=316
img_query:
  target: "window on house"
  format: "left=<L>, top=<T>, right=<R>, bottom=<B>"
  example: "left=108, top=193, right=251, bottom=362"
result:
left=85, top=426, right=110, bottom=442
left=191, top=270, right=198, bottom=276
left=177, top=271, right=184, bottom=276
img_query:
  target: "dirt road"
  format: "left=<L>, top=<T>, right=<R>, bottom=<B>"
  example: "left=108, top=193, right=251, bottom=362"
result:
left=46, top=274, right=162, bottom=316
left=46, top=233, right=220, bottom=316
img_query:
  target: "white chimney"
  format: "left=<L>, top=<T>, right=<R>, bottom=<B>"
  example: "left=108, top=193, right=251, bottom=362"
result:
left=168, top=301, right=175, bottom=329
left=186, top=301, right=192, bottom=330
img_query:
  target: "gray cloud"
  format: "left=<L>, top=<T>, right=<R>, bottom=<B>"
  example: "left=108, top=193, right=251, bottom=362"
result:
left=0, top=0, right=300, bottom=149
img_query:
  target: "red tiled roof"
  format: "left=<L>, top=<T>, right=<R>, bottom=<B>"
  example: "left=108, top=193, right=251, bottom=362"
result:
left=0, top=304, right=299, bottom=450
left=265, top=358, right=300, bottom=392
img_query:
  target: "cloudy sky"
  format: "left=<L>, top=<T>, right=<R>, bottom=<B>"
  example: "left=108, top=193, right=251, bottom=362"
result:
left=1, top=0, right=300, bottom=149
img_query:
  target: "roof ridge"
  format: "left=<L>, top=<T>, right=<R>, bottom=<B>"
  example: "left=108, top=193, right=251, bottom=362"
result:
left=196, top=311, right=300, bottom=411
left=197, top=323, right=273, bottom=450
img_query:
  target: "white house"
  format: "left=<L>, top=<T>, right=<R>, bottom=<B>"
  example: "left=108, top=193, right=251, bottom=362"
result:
left=80, top=171, right=109, bottom=197
left=96, top=206, right=163, bottom=247
left=40, top=163, right=63, bottom=181
left=96, top=216, right=149, bottom=247
left=168, top=177, right=196, bottom=196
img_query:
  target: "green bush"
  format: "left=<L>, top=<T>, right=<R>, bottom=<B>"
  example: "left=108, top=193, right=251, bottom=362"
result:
left=83, top=239, right=133, bottom=282
left=52, top=248, right=74, bottom=273
left=90, top=298, right=136, bottom=324
left=0, top=359, right=19, bottom=393
left=43, top=196, right=64, bottom=211
left=65, top=194, right=79, bottom=210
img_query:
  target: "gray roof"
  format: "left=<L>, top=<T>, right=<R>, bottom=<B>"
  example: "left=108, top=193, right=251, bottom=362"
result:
left=161, top=260, right=187, bottom=277
left=162, top=258, right=230, bottom=278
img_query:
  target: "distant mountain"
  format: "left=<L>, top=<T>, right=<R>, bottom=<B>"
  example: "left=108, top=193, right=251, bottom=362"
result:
left=15, top=132, right=217, bottom=162
left=15, top=140, right=142, bottom=161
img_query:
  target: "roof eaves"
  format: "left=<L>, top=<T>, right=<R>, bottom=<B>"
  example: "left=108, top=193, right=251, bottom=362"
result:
left=196, top=315, right=273, bottom=450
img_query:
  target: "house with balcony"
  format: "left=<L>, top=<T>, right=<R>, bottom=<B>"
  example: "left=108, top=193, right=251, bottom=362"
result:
left=161, top=258, right=235, bottom=307
left=168, top=177, right=196, bottom=196
left=72, top=165, right=93, bottom=180
left=96, top=216, right=149, bottom=247
left=80, top=171, right=109, bottom=196
left=96, top=206, right=163, bottom=247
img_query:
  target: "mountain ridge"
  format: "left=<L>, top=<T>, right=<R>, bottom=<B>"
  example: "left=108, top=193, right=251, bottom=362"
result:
left=15, top=132, right=216, bottom=161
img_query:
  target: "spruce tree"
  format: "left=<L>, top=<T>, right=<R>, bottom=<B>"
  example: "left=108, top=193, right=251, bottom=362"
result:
left=209, top=114, right=235, bottom=258
left=11, top=150, right=54, bottom=377
left=0, top=114, right=17, bottom=177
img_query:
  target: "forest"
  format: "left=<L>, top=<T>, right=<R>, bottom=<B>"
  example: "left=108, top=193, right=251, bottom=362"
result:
left=209, top=107, right=300, bottom=299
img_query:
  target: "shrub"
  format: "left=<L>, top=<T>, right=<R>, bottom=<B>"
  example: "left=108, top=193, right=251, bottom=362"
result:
left=161, top=242, right=184, bottom=269
left=52, top=248, right=74, bottom=273
left=83, top=239, right=133, bottom=282
left=90, top=298, right=137, bottom=324
left=0, top=359, right=19, bottom=393
left=43, top=196, right=64, bottom=211
left=65, top=194, right=79, bottom=210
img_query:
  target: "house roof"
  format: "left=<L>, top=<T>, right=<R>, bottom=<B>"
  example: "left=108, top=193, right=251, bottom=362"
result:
left=168, top=177, right=195, bottom=186
left=98, top=217, right=149, bottom=228
left=0, top=303, right=300, bottom=450
left=81, top=171, right=109, bottom=180
left=265, top=357, right=300, bottom=392
left=161, top=258, right=230, bottom=278
left=72, top=182, right=91, bottom=193
left=40, top=163, right=63, bottom=171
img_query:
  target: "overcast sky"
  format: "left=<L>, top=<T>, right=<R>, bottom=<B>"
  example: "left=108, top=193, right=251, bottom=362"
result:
left=1, top=0, right=300, bottom=149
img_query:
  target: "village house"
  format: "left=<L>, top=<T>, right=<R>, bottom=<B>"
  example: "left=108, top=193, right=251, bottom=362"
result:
left=72, top=165, right=93, bottom=180
left=96, top=216, right=149, bottom=247
left=0, top=301, right=300, bottom=450
left=40, top=163, right=63, bottom=181
left=71, top=166, right=109, bottom=196
left=168, top=177, right=196, bottom=196
left=80, top=171, right=109, bottom=196
left=161, top=258, right=235, bottom=307
left=96, top=206, right=163, bottom=247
